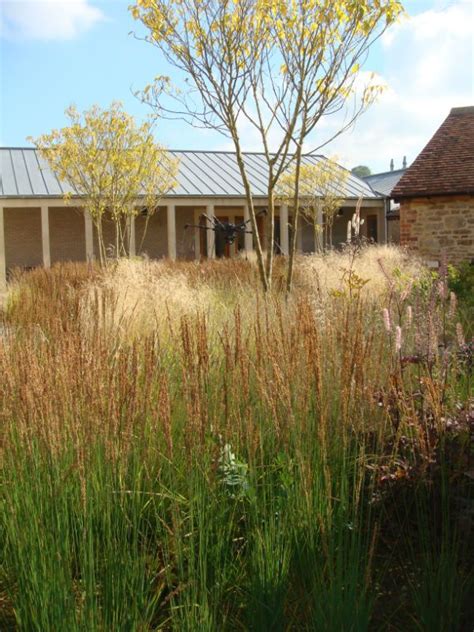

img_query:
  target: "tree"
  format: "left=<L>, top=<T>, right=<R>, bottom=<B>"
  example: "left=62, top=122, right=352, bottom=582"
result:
left=30, top=102, right=179, bottom=264
left=351, top=165, right=372, bottom=178
left=276, top=159, right=348, bottom=253
left=131, top=0, right=404, bottom=292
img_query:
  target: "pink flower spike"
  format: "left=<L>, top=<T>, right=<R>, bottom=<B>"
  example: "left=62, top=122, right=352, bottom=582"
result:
left=449, top=292, right=457, bottom=318
left=395, top=326, right=402, bottom=352
left=383, top=308, right=391, bottom=332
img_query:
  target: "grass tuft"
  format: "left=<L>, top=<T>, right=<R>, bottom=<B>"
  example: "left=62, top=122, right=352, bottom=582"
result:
left=1, top=247, right=472, bottom=630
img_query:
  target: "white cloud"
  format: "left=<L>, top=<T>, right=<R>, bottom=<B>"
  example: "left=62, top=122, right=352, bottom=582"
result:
left=1, top=0, right=104, bottom=41
left=321, top=1, right=474, bottom=172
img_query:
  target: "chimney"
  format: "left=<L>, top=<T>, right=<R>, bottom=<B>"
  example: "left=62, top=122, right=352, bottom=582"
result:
left=403, top=155, right=407, bottom=169
left=390, top=158, right=394, bottom=171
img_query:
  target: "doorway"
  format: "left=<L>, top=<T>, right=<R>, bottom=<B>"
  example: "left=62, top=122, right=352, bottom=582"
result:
left=366, top=215, right=378, bottom=242
left=199, top=214, right=232, bottom=258
left=199, top=211, right=266, bottom=258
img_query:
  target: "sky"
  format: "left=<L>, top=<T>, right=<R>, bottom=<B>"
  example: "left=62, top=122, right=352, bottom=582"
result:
left=0, top=0, right=473, bottom=173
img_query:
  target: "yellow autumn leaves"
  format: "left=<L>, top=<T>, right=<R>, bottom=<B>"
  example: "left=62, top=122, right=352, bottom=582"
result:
left=30, top=102, right=179, bottom=263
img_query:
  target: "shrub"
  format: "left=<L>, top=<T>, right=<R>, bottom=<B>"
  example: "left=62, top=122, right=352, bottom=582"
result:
left=449, top=260, right=474, bottom=335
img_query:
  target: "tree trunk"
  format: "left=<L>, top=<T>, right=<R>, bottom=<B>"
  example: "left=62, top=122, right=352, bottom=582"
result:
left=95, top=219, right=106, bottom=266
left=265, top=186, right=275, bottom=290
left=115, top=218, right=120, bottom=259
left=137, top=212, right=152, bottom=256
left=127, top=216, right=132, bottom=258
left=286, top=145, right=303, bottom=295
left=231, top=129, right=269, bottom=292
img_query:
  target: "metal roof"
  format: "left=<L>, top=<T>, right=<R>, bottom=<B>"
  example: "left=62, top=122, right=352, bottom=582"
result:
left=0, top=147, right=383, bottom=200
left=364, top=169, right=406, bottom=197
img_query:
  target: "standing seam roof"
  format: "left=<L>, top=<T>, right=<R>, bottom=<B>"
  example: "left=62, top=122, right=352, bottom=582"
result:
left=364, top=169, right=406, bottom=197
left=0, top=148, right=383, bottom=200
left=199, top=152, right=243, bottom=194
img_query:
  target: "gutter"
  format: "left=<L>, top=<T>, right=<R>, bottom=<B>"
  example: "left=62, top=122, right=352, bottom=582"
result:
left=393, top=190, right=474, bottom=203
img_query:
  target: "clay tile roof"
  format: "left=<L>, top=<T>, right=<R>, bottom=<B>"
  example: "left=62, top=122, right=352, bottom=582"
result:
left=392, top=106, right=474, bottom=199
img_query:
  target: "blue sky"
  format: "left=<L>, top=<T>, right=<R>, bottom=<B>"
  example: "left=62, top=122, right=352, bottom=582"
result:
left=1, top=0, right=473, bottom=172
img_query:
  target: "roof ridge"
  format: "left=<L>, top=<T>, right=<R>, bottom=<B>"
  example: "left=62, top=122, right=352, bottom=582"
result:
left=366, top=169, right=406, bottom=177
left=0, top=146, right=326, bottom=158
left=450, top=105, right=474, bottom=115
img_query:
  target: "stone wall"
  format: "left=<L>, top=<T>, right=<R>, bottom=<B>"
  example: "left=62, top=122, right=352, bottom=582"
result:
left=136, top=207, right=195, bottom=260
left=400, top=195, right=474, bottom=264
left=300, top=206, right=387, bottom=252
left=387, top=218, right=400, bottom=244
left=50, top=207, right=86, bottom=263
left=135, top=210, right=168, bottom=259
left=176, top=207, right=196, bottom=260
left=4, top=208, right=43, bottom=270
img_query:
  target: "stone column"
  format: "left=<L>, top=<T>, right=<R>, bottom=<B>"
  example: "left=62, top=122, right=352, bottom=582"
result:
left=129, top=216, right=136, bottom=257
left=296, top=217, right=303, bottom=253
left=379, top=203, right=388, bottom=244
left=167, top=204, right=177, bottom=260
left=316, top=206, right=323, bottom=252
left=206, top=204, right=215, bottom=259
left=84, top=210, right=94, bottom=261
left=41, top=205, right=51, bottom=268
left=0, top=207, right=6, bottom=292
left=243, top=204, right=253, bottom=254
left=279, top=204, right=289, bottom=255
left=194, top=209, right=201, bottom=261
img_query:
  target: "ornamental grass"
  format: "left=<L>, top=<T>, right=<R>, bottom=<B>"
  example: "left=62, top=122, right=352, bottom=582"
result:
left=0, top=247, right=472, bottom=631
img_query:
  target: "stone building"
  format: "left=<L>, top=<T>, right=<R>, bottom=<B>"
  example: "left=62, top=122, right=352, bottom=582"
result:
left=364, top=160, right=407, bottom=244
left=392, top=106, right=474, bottom=265
left=0, top=150, right=388, bottom=290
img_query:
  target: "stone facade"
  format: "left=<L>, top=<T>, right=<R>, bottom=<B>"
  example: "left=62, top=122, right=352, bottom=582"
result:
left=1, top=201, right=388, bottom=292
left=175, top=207, right=195, bottom=260
left=4, top=207, right=43, bottom=270
left=300, top=206, right=387, bottom=252
left=400, top=195, right=474, bottom=264
left=90, top=207, right=196, bottom=260
left=387, top=217, right=400, bottom=244
left=50, top=207, right=86, bottom=264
